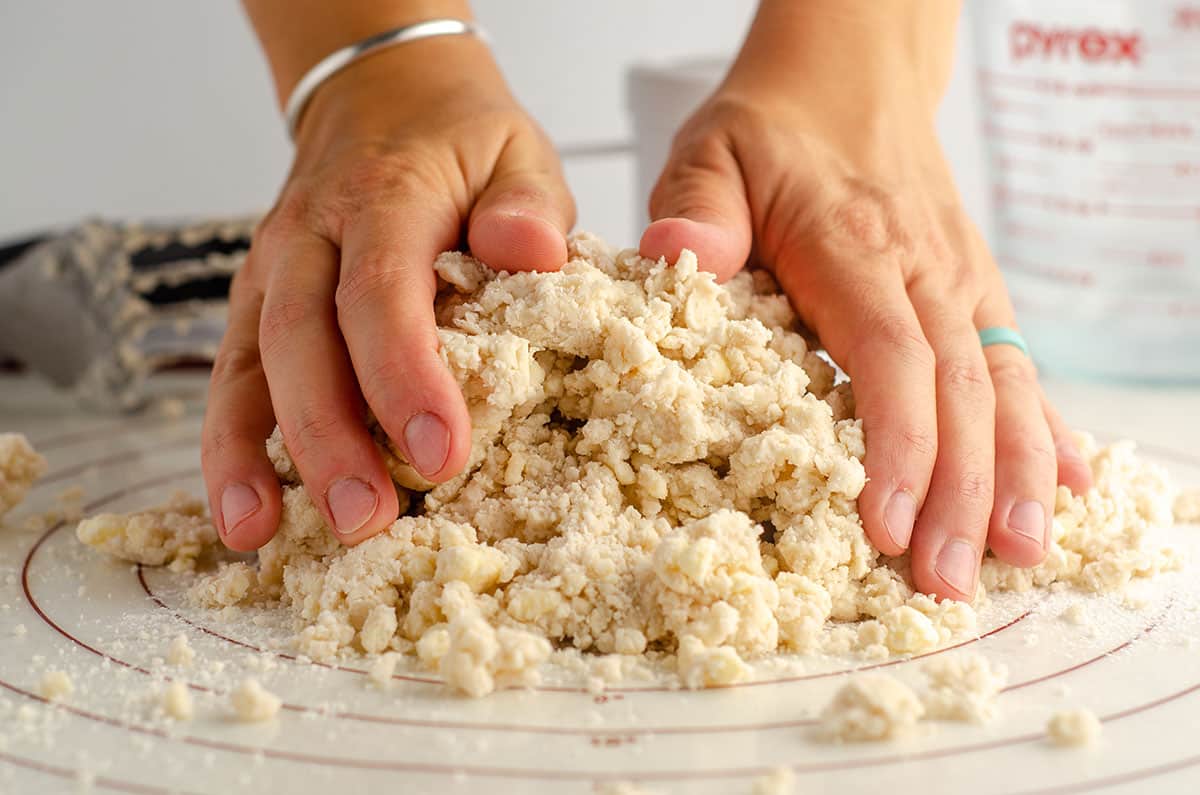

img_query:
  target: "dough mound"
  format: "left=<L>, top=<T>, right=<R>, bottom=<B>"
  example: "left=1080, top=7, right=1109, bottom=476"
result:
left=0, top=433, right=46, bottom=518
left=75, top=234, right=1181, bottom=697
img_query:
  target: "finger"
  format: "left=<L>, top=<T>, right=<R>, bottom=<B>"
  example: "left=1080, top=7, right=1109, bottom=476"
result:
left=1041, top=390, right=1094, bottom=494
left=774, top=261, right=938, bottom=559
left=907, top=289, right=997, bottom=602
left=201, top=263, right=282, bottom=552
left=257, top=223, right=400, bottom=545
left=639, top=130, right=752, bottom=281
left=467, top=128, right=574, bottom=272
left=978, top=329, right=1056, bottom=567
left=337, top=202, right=473, bottom=486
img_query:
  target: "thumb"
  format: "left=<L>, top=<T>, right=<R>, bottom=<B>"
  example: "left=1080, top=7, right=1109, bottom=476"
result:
left=468, top=129, right=575, bottom=273
left=639, top=134, right=752, bottom=282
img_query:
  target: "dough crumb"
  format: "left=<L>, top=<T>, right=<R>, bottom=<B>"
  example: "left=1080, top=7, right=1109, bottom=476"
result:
left=1060, top=602, right=1089, bottom=626
left=38, top=670, right=73, bottom=701
left=1046, top=709, right=1102, bottom=747
left=0, top=433, right=46, bottom=518
left=1174, top=489, right=1200, bottom=523
left=76, top=491, right=217, bottom=572
left=751, top=766, right=796, bottom=795
left=818, top=674, right=925, bottom=742
left=161, top=681, right=194, bottom=721
left=367, top=653, right=398, bottom=689
left=166, top=634, right=195, bottom=668
left=229, top=679, right=281, bottom=723
left=920, top=653, right=1008, bottom=724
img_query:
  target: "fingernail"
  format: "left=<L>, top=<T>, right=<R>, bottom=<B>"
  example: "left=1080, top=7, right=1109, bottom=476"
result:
left=934, top=539, right=979, bottom=597
left=1008, top=500, right=1047, bottom=546
left=404, top=412, right=450, bottom=477
left=219, top=483, right=260, bottom=538
left=883, top=491, right=917, bottom=549
left=326, top=477, right=378, bottom=537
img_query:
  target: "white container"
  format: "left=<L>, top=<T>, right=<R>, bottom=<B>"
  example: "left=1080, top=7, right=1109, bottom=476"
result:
left=972, top=1, right=1200, bottom=381
left=626, top=58, right=730, bottom=234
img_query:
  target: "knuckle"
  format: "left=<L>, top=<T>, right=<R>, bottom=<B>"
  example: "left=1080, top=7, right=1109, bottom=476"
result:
left=210, top=342, right=262, bottom=387
left=999, top=430, right=1057, bottom=470
left=201, top=422, right=240, bottom=465
left=856, top=314, right=934, bottom=373
left=820, top=187, right=913, bottom=258
left=953, top=469, right=994, bottom=507
left=939, top=356, right=992, bottom=396
left=987, top=354, right=1038, bottom=391
left=258, top=295, right=318, bottom=357
left=357, top=357, right=414, bottom=413
left=334, top=260, right=413, bottom=320
left=898, top=426, right=938, bottom=461
left=284, top=404, right=343, bottom=465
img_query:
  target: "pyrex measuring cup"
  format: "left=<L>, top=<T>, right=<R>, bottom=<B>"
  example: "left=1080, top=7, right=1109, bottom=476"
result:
left=972, top=1, right=1200, bottom=381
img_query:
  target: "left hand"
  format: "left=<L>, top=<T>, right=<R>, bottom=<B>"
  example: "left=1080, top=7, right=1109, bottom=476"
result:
left=639, top=10, right=1093, bottom=602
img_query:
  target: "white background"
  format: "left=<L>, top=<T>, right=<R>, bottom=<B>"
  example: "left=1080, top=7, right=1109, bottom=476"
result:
left=0, top=1, right=989, bottom=247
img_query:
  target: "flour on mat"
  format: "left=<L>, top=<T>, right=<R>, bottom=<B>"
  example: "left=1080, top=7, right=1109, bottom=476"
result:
left=0, top=433, right=46, bottom=518
left=1046, top=709, right=1102, bottom=747
left=74, top=234, right=1183, bottom=700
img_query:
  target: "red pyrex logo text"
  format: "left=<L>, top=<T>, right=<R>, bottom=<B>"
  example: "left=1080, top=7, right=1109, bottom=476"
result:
left=1010, top=23, right=1143, bottom=64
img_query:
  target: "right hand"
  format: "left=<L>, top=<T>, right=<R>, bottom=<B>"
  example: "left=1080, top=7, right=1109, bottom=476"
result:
left=201, top=35, right=575, bottom=550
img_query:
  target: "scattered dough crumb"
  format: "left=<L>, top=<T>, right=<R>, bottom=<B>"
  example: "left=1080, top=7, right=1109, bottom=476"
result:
left=1046, top=709, right=1102, bottom=747
left=818, top=674, right=925, bottom=742
left=751, top=766, right=796, bottom=795
left=229, top=679, right=281, bottom=723
left=161, top=681, right=194, bottom=721
left=1060, top=603, right=1089, bottom=626
left=0, top=433, right=46, bottom=518
left=38, top=670, right=73, bottom=701
left=1174, top=489, right=1200, bottom=523
left=166, top=634, right=195, bottom=668
left=367, top=653, right=398, bottom=689
left=76, top=491, right=217, bottom=572
left=920, top=653, right=1008, bottom=724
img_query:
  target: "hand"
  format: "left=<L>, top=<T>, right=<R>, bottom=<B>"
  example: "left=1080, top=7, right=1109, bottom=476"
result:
left=201, top=34, right=574, bottom=550
left=640, top=6, right=1093, bottom=602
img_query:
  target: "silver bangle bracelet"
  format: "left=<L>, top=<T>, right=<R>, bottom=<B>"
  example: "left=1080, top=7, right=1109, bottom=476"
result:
left=283, top=18, right=486, bottom=140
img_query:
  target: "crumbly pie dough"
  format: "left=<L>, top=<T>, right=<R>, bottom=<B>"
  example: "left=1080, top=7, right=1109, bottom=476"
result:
left=75, top=235, right=1182, bottom=698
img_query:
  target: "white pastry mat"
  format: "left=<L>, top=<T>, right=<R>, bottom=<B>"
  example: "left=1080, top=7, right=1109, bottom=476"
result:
left=1, top=374, right=1198, bottom=794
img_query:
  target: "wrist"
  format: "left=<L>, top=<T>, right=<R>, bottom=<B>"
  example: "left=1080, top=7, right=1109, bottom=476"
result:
left=295, top=32, right=508, bottom=149
left=726, top=0, right=958, bottom=118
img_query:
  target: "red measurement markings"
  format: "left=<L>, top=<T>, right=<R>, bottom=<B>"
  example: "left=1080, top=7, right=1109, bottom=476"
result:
left=994, top=187, right=1200, bottom=220
left=1099, top=121, right=1195, bottom=141
left=999, top=256, right=1096, bottom=287
left=1173, top=5, right=1200, bottom=31
left=980, top=69, right=1200, bottom=100
left=984, top=122, right=1093, bottom=152
left=1001, top=220, right=1058, bottom=242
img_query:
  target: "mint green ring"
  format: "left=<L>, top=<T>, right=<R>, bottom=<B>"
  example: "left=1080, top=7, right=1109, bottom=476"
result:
left=978, top=326, right=1030, bottom=356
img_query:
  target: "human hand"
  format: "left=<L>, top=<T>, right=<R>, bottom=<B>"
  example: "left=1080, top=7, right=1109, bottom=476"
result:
left=640, top=1, right=1093, bottom=601
left=202, top=33, right=574, bottom=550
